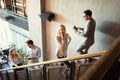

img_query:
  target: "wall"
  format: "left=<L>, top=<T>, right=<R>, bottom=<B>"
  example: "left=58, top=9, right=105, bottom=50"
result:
left=10, top=23, right=29, bottom=49
left=45, top=0, right=120, bottom=60
left=0, top=18, right=29, bottom=50
left=27, top=0, right=44, bottom=61
left=0, top=8, right=29, bottom=50
left=0, top=18, right=12, bottom=49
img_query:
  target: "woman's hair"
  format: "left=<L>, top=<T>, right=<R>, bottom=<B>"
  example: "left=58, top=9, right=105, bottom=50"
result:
left=57, top=24, right=66, bottom=36
left=60, top=24, right=66, bottom=30
left=9, top=49, right=19, bottom=59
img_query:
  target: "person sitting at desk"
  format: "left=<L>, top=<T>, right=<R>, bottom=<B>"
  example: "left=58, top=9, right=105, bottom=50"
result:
left=9, top=49, right=23, bottom=69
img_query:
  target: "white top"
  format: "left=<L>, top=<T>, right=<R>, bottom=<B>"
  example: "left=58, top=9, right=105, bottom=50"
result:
left=27, top=45, right=41, bottom=62
left=0, top=59, right=3, bottom=63
left=56, top=33, right=71, bottom=57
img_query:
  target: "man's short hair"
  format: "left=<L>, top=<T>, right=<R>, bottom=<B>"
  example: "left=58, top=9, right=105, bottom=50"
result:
left=84, top=10, right=92, bottom=17
left=26, top=40, right=34, bottom=45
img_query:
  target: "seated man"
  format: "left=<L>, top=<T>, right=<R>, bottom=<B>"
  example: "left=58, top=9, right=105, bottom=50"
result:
left=9, top=49, right=24, bottom=71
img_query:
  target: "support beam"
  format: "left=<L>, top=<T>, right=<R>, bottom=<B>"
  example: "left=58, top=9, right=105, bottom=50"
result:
left=26, top=0, right=45, bottom=61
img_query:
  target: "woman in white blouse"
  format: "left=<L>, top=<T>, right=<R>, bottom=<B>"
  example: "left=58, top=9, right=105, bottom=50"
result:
left=56, top=25, right=71, bottom=67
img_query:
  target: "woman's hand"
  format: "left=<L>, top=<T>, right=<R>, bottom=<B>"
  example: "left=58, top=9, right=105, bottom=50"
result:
left=14, top=64, right=18, bottom=67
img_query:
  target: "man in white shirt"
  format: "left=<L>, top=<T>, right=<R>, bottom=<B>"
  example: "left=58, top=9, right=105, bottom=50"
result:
left=26, top=40, right=41, bottom=68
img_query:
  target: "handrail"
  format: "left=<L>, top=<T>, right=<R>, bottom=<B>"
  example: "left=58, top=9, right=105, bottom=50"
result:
left=79, top=36, right=120, bottom=80
left=0, top=50, right=106, bottom=72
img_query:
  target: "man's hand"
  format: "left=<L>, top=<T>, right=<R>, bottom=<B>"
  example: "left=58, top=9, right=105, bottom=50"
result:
left=73, top=26, right=78, bottom=33
left=74, top=29, right=78, bottom=33
left=28, top=56, right=36, bottom=60
left=79, top=27, right=84, bottom=30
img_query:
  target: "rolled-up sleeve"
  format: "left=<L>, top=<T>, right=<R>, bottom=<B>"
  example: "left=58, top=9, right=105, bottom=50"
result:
left=37, top=48, right=41, bottom=58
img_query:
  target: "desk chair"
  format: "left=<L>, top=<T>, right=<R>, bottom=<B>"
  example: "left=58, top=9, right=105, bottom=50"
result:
left=0, top=49, right=10, bottom=68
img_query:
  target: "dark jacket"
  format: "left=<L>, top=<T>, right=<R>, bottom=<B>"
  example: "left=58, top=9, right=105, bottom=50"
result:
left=83, top=18, right=96, bottom=46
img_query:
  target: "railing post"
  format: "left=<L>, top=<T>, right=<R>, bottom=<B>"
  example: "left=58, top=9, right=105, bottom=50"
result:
left=25, top=68, right=30, bottom=80
left=70, top=61, right=76, bottom=80
left=6, top=71, right=10, bottom=80
left=0, top=71, right=3, bottom=80
left=77, top=65, right=81, bottom=80
left=43, top=64, right=47, bottom=80
left=14, top=70, right=18, bottom=80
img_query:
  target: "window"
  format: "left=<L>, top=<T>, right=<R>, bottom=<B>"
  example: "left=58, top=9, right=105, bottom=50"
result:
left=0, top=0, right=12, bottom=10
left=12, top=0, right=27, bottom=17
left=0, top=0, right=27, bottom=17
